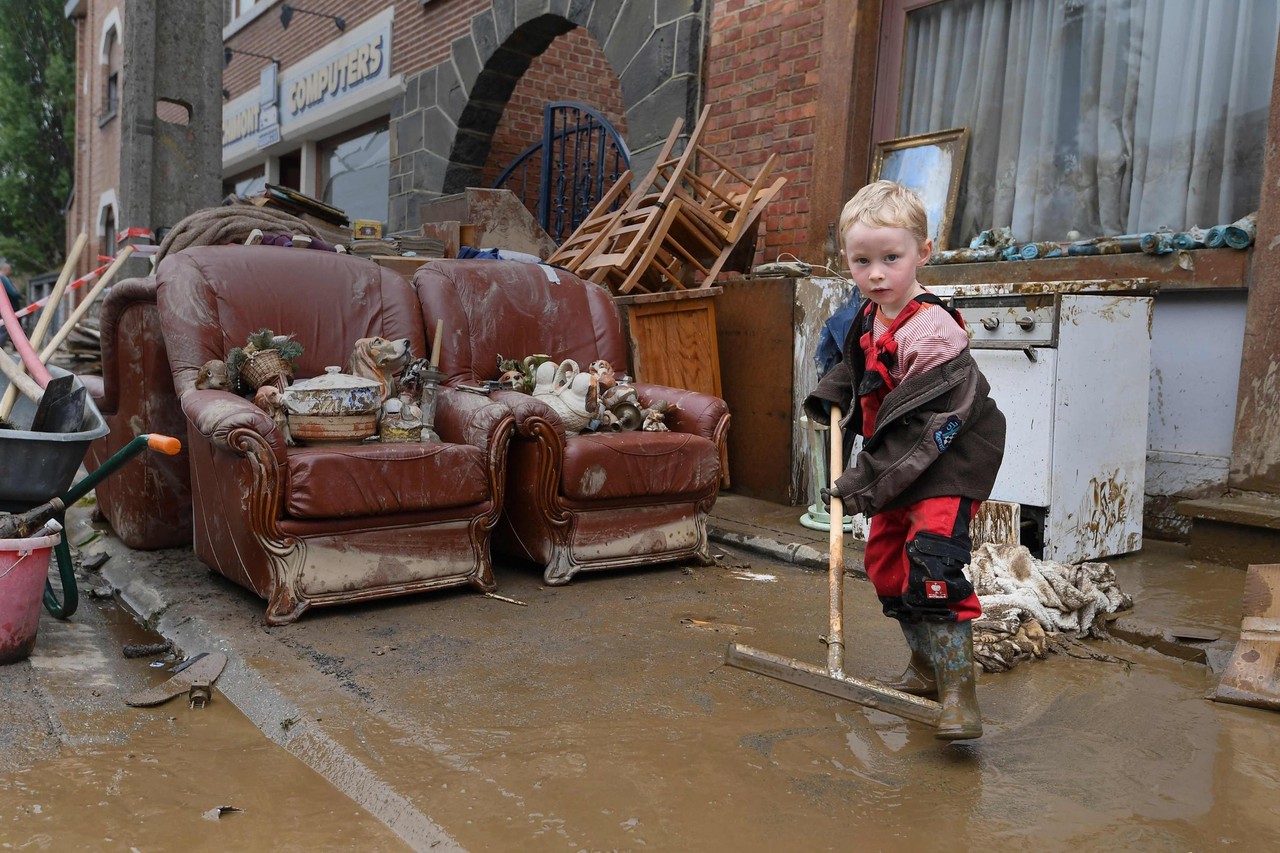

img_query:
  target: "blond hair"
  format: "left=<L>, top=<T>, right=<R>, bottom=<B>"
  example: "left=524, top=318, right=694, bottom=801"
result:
left=838, top=180, right=929, bottom=245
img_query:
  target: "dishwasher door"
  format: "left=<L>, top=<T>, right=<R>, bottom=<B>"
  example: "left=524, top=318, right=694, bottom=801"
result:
left=973, top=347, right=1056, bottom=508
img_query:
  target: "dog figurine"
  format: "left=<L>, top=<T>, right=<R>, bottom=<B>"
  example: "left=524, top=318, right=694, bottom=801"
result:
left=195, top=359, right=231, bottom=391
left=348, top=337, right=414, bottom=404
left=253, top=385, right=294, bottom=446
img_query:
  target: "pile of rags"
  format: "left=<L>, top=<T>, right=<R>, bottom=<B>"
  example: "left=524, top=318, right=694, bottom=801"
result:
left=967, top=543, right=1134, bottom=673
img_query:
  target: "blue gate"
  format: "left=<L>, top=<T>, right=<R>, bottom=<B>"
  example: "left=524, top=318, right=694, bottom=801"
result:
left=493, top=102, right=630, bottom=244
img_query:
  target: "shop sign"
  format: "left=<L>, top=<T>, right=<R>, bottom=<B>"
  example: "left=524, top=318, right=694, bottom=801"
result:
left=223, top=98, right=260, bottom=149
left=257, top=63, right=281, bottom=148
left=279, top=10, right=392, bottom=127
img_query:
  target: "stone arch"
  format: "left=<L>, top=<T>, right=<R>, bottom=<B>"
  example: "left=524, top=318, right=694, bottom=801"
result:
left=389, top=0, right=704, bottom=230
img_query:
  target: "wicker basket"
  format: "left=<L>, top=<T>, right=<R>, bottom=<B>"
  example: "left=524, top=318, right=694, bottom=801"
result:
left=239, top=349, right=293, bottom=390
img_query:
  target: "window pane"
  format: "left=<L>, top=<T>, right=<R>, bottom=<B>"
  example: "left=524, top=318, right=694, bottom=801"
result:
left=899, top=0, right=1280, bottom=244
left=321, top=128, right=389, bottom=224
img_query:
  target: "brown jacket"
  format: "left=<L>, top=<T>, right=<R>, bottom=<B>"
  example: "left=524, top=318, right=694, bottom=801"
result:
left=804, top=347, right=1006, bottom=517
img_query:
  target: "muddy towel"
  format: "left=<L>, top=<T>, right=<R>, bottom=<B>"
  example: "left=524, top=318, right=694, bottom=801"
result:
left=966, top=543, right=1133, bottom=673
left=155, top=204, right=321, bottom=266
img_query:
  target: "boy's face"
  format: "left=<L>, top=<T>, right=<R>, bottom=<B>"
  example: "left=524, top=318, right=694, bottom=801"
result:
left=843, top=222, right=932, bottom=318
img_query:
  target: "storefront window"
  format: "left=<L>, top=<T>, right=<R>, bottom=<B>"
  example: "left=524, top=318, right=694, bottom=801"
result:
left=321, top=126, right=389, bottom=224
left=882, top=0, right=1280, bottom=245
left=224, top=167, right=266, bottom=199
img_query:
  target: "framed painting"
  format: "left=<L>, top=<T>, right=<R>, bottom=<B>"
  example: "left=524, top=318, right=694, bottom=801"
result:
left=871, top=128, right=969, bottom=251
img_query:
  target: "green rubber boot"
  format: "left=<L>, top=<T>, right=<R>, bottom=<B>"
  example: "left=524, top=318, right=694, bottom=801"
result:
left=879, top=619, right=938, bottom=697
left=926, top=620, right=983, bottom=740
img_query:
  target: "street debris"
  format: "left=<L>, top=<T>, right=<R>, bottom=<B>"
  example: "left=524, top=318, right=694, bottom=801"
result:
left=202, top=806, right=242, bottom=821
left=729, top=570, right=777, bottom=582
left=681, top=617, right=754, bottom=637
left=122, top=641, right=172, bottom=659
left=125, top=652, right=227, bottom=708
left=81, top=552, right=110, bottom=572
left=483, top=592, right=528, bottom=607
left=968, top=543, right=1134, bottom=672
left=1215, top=563, right=1280, bottom=711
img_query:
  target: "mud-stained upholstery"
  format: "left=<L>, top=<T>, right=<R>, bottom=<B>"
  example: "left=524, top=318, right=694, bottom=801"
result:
left=80, top=277, right=193, bottom=549
left=156, top=245, right=514, bottom=624
left=413, top=260, right=730, bottom=585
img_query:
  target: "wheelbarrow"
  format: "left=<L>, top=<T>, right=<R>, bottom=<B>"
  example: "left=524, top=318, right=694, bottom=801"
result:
left=0, top=366, right=180, bottom=618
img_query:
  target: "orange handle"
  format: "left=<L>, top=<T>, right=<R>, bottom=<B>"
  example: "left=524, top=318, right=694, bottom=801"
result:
left=146, top=434, right=182, bottom=455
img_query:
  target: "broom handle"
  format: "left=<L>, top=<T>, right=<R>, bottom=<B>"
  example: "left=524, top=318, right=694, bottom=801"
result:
left=827, top=405, right=845, bottom=678
left=0, top=233, right=87, bottom=419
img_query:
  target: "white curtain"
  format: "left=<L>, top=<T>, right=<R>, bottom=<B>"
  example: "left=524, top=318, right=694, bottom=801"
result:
left=900, top=0, right=1280, bottom=244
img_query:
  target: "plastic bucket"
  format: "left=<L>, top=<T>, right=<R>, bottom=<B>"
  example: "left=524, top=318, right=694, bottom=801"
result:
left=0, top=534, right=60, bottom=665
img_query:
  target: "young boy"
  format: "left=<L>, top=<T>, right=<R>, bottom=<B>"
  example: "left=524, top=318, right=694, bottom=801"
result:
left=804, top=180, right=1006, bottom=740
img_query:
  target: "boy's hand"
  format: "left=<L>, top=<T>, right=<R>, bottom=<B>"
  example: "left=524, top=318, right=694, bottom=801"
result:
left=820, top=484, right=842, bottom=506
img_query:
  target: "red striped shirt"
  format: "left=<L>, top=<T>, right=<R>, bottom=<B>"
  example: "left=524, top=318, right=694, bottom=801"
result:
left=872, top=302, right=969, bottom=385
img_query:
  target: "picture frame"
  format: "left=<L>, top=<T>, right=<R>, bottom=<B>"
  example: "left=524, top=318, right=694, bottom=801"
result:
left=871, top=128, right=969, bottom=251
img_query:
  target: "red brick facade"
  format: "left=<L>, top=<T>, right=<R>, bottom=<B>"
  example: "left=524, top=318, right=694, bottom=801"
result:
left=704, top=0, right=824, bottom=265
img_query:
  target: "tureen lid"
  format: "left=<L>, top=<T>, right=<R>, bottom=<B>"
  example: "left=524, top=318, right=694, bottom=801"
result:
left=286, top=366, right=380, bottom=392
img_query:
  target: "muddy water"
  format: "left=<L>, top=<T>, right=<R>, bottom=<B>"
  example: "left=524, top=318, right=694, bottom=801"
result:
left=260, top=541, right=1280, bottom=851
left=0, top=594, right=406, bottom=850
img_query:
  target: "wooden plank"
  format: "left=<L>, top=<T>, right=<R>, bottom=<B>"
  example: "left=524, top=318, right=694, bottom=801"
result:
left=1215, top=563, right=1280, bottom=710
left=726, top=642, right=942, bottom=726
left=626, top=296, right=721, bottom=396
left=717, top=277, right=796, bottom=503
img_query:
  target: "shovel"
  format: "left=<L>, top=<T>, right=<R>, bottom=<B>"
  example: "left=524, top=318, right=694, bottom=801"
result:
left=0, top=289, right=84, bottom=433
left=725, top=405, right=944, bottom=727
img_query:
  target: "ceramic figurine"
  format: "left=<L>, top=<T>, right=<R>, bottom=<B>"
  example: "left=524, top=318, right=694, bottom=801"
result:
left=379, top=395, right=423, bottom=443
left=348, top=336, right=414, bottom=403
left=641, top=399, right=672, bottom=432
left=532, top=359, right=596, bottom=434
left=588, top=359, right=617, bottom=391
left=253, top=385, right=294, bottom=446
left=195, top=359, right=231, bottom=391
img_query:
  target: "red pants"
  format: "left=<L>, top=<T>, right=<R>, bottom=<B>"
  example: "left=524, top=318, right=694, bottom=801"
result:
left=864, top=495, right=982, bottom=622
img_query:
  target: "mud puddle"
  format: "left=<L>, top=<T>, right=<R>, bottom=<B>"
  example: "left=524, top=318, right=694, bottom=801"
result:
left=0, top=591, right=406, bottom=850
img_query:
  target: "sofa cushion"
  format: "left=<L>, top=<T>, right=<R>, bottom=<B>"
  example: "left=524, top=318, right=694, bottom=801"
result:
left=285, top=441, right=489, bottom=518
left=559, top=432, right=721, bottom=501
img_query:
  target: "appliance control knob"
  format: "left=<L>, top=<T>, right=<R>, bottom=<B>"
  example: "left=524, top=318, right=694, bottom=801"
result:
left=1017, top=315, right=1036, bottom=331
left=981, top=316, right=1000, bottom=331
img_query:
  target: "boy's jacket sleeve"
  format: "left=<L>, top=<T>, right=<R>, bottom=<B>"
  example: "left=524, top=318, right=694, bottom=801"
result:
left=834, top=357, right=984, bottom=517
left=803, top=360, right=854, bottom=427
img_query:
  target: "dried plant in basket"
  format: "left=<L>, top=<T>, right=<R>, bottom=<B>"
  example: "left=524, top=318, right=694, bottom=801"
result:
left=227, top=328, right=304, bottom=393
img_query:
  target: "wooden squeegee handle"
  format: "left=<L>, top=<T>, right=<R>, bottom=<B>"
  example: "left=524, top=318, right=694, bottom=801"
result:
left=827, top=405, right=845, bottom=678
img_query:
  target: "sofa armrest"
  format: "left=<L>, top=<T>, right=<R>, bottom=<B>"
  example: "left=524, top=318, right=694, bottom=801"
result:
left=180, top=389, right=287, bottom=462
left=491, top=390, right=568, bottom=444
left=434, top=387, right=513, bottom=449
left=633, top=383, right=729, bottom=442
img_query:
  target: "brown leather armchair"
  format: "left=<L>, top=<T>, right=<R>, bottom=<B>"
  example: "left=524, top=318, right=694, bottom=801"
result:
left=413, top=260, right=730, bottom=585
left=80, top=276, right=193, bottom=549
left=156, top=245, right=514, bottom=624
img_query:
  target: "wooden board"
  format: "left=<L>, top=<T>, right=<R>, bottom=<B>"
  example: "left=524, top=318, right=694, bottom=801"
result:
left=1215, top=563, right=1280, bottom=710
left=624, top=295, right=721, bottom=396
left=716, top=277, right=797, bottom=503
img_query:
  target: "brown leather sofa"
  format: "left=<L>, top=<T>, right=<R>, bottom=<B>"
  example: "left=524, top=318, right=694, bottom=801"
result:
left=413, top=259, right=730, bottom=584
left=80, top=277, right=193, bottom=550
left=156, top=245, right=514, bottom=624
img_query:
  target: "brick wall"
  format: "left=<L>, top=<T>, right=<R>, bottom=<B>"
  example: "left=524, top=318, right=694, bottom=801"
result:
left=704, top=0, right=823, bottom=265
left=67, top=0, right=125, bottom=281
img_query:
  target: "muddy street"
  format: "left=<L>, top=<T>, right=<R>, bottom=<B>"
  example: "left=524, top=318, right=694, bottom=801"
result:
left=3, top=504, right=1276, bottom=851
